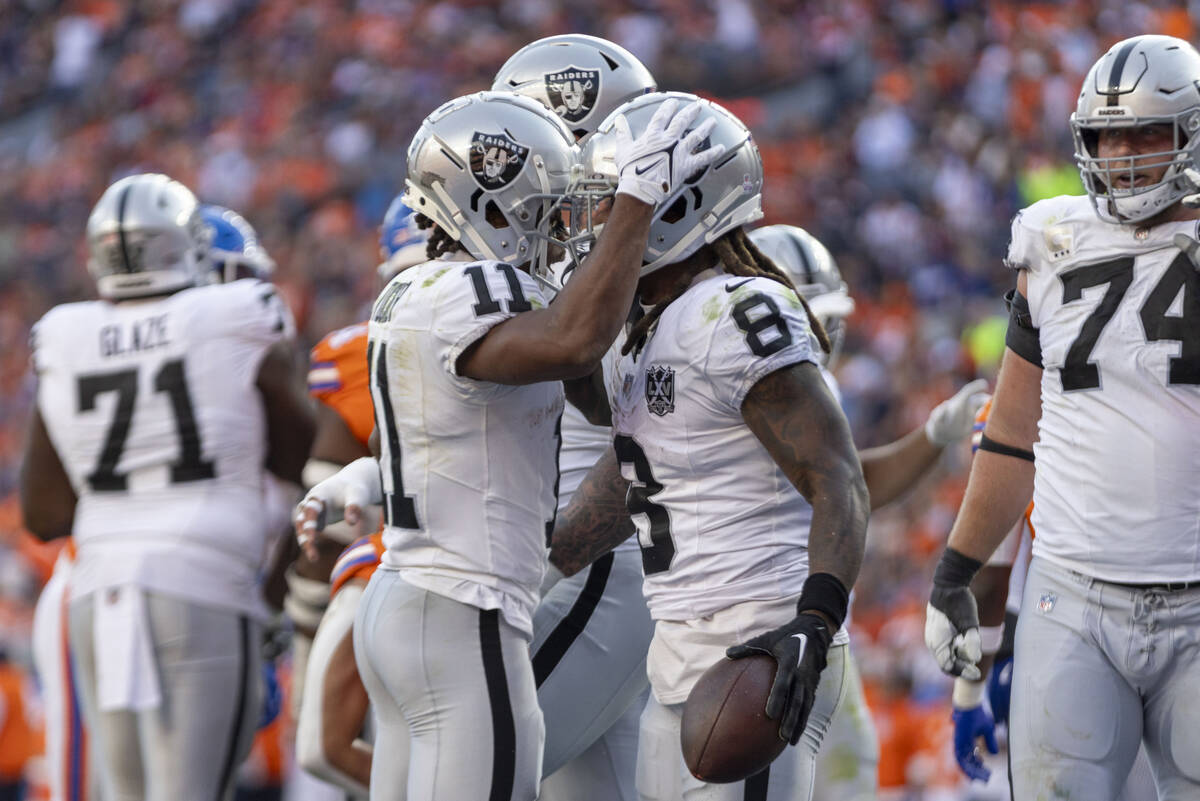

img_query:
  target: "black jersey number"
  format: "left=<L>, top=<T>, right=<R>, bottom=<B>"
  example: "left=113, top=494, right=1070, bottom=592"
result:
left=732, top=293, right=793, bottom=357
left=614, top=434, right=674, bottom=575
left=77, top=359, right=215, bottom=492
left=465, top=263, right=532, bottom=316
left=368, top=339, right=419, bottom=529
left=1059, top=254, right=1200, bottom=391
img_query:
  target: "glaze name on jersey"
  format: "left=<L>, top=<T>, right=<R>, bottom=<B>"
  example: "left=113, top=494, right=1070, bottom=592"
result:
left=99, top=314, right=170, bottom=357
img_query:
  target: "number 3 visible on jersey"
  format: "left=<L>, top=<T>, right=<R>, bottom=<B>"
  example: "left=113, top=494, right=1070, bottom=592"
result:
left=1060, top=253, right=1200, bottom=391
left=614, top=435, right=674, bottom=575
left=77, top=359, right=215, bottom=491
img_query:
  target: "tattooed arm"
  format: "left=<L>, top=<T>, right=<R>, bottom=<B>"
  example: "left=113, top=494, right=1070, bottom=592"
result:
left=741, top=361, right=869, bottom=590
left=548, top=447, right=633, bottom=576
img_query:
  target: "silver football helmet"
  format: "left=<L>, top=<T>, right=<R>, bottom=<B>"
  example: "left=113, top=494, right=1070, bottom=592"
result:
left=749, top=224, right=854, bottom=366
left=1071, top=34, right=1200, bottom=223
left=404, top=91, right=577, bottom=283
left=86, top=173, right=209, bottom=300
left=493, top=34, right=656, bottom=139
left=574, top=92, right=762, bottom=276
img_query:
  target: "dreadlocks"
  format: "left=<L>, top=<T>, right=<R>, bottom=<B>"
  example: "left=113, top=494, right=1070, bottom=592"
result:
left=623, top=227, right=832, bottom=356
left=414, top=213, right=466, bottom=260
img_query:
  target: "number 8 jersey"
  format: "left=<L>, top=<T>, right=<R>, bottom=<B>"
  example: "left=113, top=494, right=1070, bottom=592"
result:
left=1007, top=195, right=1200, bottom=583
left=368, top=256, right=563, bottom=639
left=610, top=273, right=842, bottom=625
left=31, top=279, right=294, bottom=616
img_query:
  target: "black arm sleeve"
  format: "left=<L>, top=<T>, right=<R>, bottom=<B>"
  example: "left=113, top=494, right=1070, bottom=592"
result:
left=1004, top=288, right=1042, bottom=368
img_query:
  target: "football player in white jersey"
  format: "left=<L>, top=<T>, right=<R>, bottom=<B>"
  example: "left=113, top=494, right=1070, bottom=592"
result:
left=925, top=35, right=1200, bottom=801
left=294, top=91, right=724, bottom=801
left=751, top=224, right=989, bottom=801
left=495, top=34, right=659, bottom=801
left=547, top=93, right=870, bottom=801
left=19, top=173, right=315, bottom=801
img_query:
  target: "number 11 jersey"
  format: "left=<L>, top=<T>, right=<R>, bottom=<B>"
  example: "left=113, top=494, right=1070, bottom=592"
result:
left=32, top=279, right=293, bottom=615
left=1008, top=194, right=1200, bottom=583
left=368, top=257, right=563, bottom=639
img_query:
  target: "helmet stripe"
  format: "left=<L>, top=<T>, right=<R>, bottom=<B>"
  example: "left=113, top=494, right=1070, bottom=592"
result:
left=1105, top=40, right=1140, bottom=106
left=116, top=183, right=134, bottom=273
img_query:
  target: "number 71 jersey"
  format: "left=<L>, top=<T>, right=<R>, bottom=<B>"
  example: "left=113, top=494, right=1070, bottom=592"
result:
left=31, top=279, right=294, bottom=611
left=1008, top=194, right=1200, bottom=583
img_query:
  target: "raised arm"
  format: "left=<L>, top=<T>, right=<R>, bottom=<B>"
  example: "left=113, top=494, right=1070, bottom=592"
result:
left=459, top=100, right=725, bottom=384
left=858, top=379, right=990, bottom=509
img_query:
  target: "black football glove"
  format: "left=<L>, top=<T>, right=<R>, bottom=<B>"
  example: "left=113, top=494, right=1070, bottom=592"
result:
left=925, top=547, right=984, bottom=679
left=726, top=613, right=832, bottom=745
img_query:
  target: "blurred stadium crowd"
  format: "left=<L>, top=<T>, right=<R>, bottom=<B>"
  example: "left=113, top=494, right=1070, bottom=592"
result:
left=0, top=1, right=1194, bottom=798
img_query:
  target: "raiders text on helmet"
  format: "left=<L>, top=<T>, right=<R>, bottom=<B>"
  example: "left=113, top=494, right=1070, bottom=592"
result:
left=404, top=91, right=577, bottom=281
left=575, top=92, right=762, bottom=276
left=493, top=34, right=656, bottom=139
left=87, top=173, right=210, bottom=300
left=749, top=225, right=855, bottom=366
left=1071, top=35, right=1200, bottom=223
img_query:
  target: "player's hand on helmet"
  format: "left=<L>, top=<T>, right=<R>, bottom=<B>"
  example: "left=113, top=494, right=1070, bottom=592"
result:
left=613, top=98, right=726, bottom=207
left=293, top=456, right=381, bottom=560
left=987, top=654, right=1014, bottom=726
left=925, top=379, right=990, bottom=447
left=726, top=612, right=832, bottom=744
left=925, top=548, right=984, bottom=679
left=951, top=677, right=998, bottom=782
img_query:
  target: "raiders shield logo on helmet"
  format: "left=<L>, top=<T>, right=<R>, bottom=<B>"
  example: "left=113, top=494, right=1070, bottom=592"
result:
left=544, top=66, right=600, bottom=124
left=470, top=132, right=530, bottom=191
left=645, top=365, right=675, bottom=416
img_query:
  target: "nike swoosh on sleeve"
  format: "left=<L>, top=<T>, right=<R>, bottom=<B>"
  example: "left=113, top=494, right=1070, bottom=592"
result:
left=725, top=279, right=753, bottom=292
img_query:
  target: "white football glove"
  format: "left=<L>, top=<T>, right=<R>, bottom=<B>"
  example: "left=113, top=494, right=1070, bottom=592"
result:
left=925, top=379, right=990, bottom=447
left=293, top=457, right=382, bottom=558
left=925, top=592, right=983, bottom=680
left=613, top=98, right=726, bottom=207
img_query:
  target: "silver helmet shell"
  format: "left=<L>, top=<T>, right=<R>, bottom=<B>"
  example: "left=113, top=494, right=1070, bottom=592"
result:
left=576, top=91, right=763, bottom=277
left=749, top=224, right=854, bottom=366
left=404, top=91, right=577, bottom=281
left=1071, top=35, right=1200, bottom=224
left=86, top=173, right=209, bottom=300
left=493, top=34, right=656, bottom=139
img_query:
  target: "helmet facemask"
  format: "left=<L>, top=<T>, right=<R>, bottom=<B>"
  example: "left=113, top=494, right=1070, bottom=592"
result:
left=1072, top=112, right=1200, bottom=224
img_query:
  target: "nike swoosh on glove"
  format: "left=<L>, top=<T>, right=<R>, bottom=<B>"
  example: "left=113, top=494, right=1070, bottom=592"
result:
left=952, top=704, right=998, bottom=782
left=726, top=613, right=832, bottom=744
left=613, top=98, right=726, bottom=207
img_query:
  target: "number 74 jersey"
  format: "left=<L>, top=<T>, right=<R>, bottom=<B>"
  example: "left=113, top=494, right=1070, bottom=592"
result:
left=1007, top=194, right=1200, bottom=583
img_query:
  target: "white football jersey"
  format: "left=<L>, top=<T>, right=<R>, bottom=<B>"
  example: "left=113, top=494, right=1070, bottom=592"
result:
left=1008, top=194, right=1200, bottom=582
left=32, top=279, right=294, bottom=616
left=611, top=271, right=845, bottom=626
left=370, top=256, right=563, bottom=638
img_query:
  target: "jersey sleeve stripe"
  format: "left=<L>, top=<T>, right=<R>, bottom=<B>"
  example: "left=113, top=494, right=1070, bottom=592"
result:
left=329, top=547, right=379, bottom=585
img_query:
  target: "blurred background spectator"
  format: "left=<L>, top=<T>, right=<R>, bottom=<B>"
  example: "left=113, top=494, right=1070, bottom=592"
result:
left=1, top=1, right=1194, bottom=797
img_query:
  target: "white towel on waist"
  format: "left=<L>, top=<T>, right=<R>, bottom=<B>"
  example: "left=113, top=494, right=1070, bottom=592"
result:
left=94, top=585, right=162, bottom=711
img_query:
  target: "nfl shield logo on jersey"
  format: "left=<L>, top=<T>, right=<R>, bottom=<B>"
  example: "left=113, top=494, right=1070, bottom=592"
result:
left=645, top=365, right=675, bottom=416
left=470, top=132, right=530, bottom=190
left=544, top=66, right=600, bottom=123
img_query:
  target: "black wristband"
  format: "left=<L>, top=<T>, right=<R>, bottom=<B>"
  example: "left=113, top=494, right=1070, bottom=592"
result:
left=978, top=433, right=1035, bottom=463
left=933, top=546, right=984, bottom=588
left=796, top=572, right=849, bottom=630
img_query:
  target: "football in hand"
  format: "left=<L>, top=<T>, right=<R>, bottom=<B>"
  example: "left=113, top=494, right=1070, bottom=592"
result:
left=680, top=653, right=786, bottom=783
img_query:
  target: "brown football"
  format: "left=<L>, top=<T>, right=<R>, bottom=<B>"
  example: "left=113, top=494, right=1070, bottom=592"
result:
left=681, top=654, right=786, bottom=783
